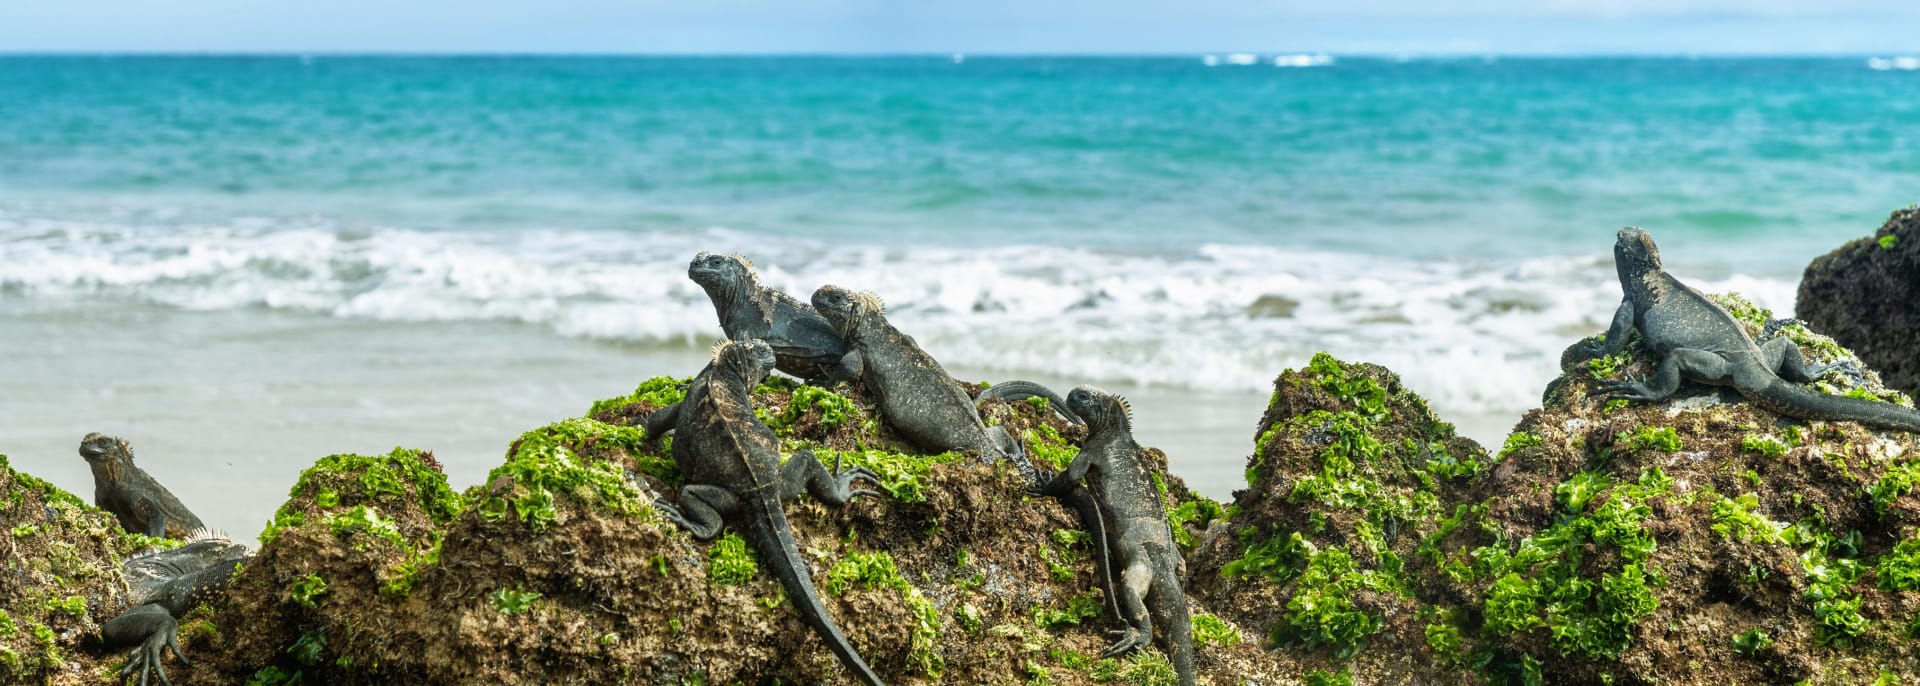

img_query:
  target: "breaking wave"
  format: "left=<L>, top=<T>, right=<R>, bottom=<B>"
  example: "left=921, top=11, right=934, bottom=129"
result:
left=0, top=212, right=1800, bottom=417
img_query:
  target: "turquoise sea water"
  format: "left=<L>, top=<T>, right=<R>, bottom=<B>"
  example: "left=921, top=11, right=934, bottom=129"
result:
left=2, top=56, right=1918, bottom=412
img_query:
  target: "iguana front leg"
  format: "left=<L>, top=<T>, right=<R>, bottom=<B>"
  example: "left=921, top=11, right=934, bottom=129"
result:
left=105, top=603, right=185, bottom=686
left=780, top=449, right=883, bottom=506
left=824, top=350, right=865, bottom=385
left=135, top=498, right=169, bottom=539
left=1598, top=348, right=1729, bottom=402
left=642, top=402, right=682, bottom=440
left=1583, top=299, right=1637, bottom=359
left=655, top=485, right=740, bottom=540
left=1758, top=337, right=1840, bottom=382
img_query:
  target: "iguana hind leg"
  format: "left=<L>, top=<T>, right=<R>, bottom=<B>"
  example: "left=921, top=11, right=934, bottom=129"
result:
left=1102, top=555, right=1154, bottom=657
left=1598, top=348, right=1727, bottom=402
left=1759, top=336, right=1840, bottom=382
left=106, top=603, right=184, bottom=686
left=655, top=485, right=740, bottom=540
left=780, top=449, right=884, bottom=505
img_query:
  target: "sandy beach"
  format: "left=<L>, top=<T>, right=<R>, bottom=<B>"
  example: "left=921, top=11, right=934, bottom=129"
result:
left=2, top=300, right=1516, bottom=545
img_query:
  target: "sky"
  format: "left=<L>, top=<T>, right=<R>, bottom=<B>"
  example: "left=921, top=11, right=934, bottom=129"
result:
left=2, top=0, right=1918, bottom=55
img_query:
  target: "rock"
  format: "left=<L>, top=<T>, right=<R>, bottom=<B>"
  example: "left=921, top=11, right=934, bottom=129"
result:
left=1189, top=352, right=1491, bottom=683
left=1798, top=206, right=1920, bottom=401
left=145, top=376, right=1283, bottom=684
left=0, top=455, right=147, bottom=685
left=1448, top=292, right=1920, bottom=684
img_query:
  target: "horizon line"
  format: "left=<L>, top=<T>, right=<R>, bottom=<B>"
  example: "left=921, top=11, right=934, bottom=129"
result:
left=0, top=50, right=1913, bottom=59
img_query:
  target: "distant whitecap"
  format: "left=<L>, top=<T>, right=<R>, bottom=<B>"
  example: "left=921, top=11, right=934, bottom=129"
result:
left=1273, top=53, right=1334, bottom=68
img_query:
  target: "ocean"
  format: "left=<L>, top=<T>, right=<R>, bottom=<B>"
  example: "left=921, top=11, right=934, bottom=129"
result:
left=2, top=55, right=1916, bottom=538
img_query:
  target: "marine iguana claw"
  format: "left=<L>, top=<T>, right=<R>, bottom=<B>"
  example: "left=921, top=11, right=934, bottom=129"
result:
left=117, top=616, right=185, bottom=686
left=1102, top=627, right=1149, bottom=657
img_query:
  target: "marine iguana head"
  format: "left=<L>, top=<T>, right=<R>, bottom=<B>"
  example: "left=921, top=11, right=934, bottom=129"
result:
left=1065, top=385, right=1132, bottom=434
left=711, top=338, right=778, bottom=390
left=1614, top=227, right=1663, bottom=280
left=688, top=252, right=758, bottom=292
left=79, top=432, right=133, bottom=470
left=810, top=285, right=885, bottom=337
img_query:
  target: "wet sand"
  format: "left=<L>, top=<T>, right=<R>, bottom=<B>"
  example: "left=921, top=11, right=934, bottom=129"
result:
left=0, top=302, right=1517, bottom=545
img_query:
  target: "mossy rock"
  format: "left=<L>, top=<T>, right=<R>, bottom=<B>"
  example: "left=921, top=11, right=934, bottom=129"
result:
left=1189, top=353, right=1491, bottom=680
left=1427, top=295, right=1920, bottom=684
left=1799, top=205, right=1920, bottom=401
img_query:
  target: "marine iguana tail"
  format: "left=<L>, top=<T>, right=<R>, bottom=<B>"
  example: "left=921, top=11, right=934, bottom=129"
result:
left=1587, top=227, right=1920, bottom=434
left=652, top=338, right=887, bottom=686
left=743, top=491, right=886, bottom=686
left=973, top=380, right=1085, bottom=426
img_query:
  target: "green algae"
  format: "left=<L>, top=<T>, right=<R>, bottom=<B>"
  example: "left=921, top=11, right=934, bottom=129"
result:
left=289, top=573, right=328, bottom=609
left=1881, top=234, right=1900, bottom=250
left=1469, top=470, right=1664, bottom=660
left=1024, top=424, right=1080, bottom=471
left=482, top=418, right=653, bottom=532
left=1190, top=613, right=1241, bottom=647
left=1708, top=493, right=1786, bottom=544
left=808, top=447, right=963, bottom=504
left=1730, top=627, right=1773, bottom=655
left=488, top=587, right=542, bottom=616
left=769, top=384, right=858, bottom=433
left=824, top=550, right=943, bottom=678
left=1030, top=590, right=1103, bottom=629
left=1741, top=434, right=1789, bottom=458
left=1622, top=426, right=1682, bottom=453
left=587, top=375, right=689, bottom=418
left=1166, top=496, right=1224, bottom=550
left=264, top=447, right=460, bottom=545
left=706, top=533, right=758, bottom=586
left=1878, top=536, right=1920, bottom=592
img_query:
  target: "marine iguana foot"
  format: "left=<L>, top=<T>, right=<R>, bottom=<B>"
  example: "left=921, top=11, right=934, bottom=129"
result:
left=1101, top=627, right=1149, bottom=658
left=117, top=616, right=185, bottom=686
left=1596, top=375, right=1659, bottom=402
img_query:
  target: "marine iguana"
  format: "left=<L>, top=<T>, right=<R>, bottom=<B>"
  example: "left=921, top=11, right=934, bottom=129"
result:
left=79, top=433, right=206, bottom=539
left=1585, top=227, right=1920, bottom=432
left=642, top=252, right=851, bottom=437
left=106, top=533, right=252, bottom=686
left=1036, top=386, right=1193, bottom=685
left=690, top=251, right=848, bottom=382
left=652, top=338, right=889, bottom=686
left=809, top=285, right=1045, bottom=483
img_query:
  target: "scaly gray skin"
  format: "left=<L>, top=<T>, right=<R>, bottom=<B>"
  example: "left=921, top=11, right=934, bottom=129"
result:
left=105, top=534, right=251, bottom=686
left=645, top=252, right=851, bottom=438
left=79, top=434, right=206, bottom=539
left=1037, top=386, right=1192, bottom=686
left=973, top=380, right=1086, bottom=427
left=810, top=284, right=1043, bottom=484
left=1586, top=227, right=1920, bottom=432
left=653, top=338, right=889, bottom=686
left=692, top=251, right=848, bottom=382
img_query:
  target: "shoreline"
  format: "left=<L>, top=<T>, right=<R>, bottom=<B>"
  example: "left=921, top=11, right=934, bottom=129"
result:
left=0, top=302, right=1526, bottom=545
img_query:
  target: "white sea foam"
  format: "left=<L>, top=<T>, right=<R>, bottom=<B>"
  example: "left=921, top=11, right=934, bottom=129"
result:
left=1273, top=54, right=1334, bottom=68
left=0, top=214, right=1802, bottom=417
left=1868, top=57, right=1920, bottom=71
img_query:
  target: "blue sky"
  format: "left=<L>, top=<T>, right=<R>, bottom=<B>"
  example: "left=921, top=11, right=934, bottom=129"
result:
left=3, top=0, right=1917, bottom=55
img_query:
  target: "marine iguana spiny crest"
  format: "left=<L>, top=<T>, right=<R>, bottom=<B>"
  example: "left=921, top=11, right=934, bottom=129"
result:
left=79, top=433, right=206, bottom=539
left=652, top=337, right=890, bottom=686
left=689, top=251, right=849, bottom=382
left=108, top=533, right=252, bottom=686
left=809, top=284, right=1048, bottom=483
left=1038, top=385, right=1194, bottom=686
left=1585, top=227, right=1920, bottom=432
